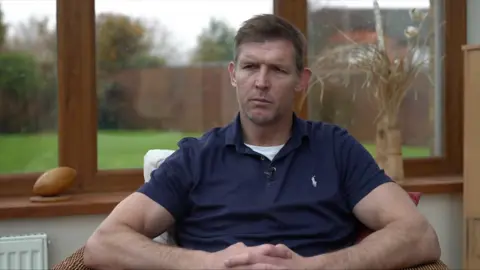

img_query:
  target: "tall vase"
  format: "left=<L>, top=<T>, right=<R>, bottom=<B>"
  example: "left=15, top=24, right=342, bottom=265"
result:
left=375, top=115, right=388, bottom=171
left=375, top=115, right=404, bottom=181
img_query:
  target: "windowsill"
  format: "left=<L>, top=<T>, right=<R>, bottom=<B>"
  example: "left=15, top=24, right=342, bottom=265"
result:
left=0, top=176, right=463, bottom=221
left=397, top=175, right=463, bottom=193
left=0, top=192, right=130, bottom=221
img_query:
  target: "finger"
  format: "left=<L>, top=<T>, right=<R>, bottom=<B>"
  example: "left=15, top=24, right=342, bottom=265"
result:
left=229, top=263, right=287, bottom=270
left=274, top=244, right=292, bottom=256
left=224, top=252, right=254, bottom=267
left=250, top=263, right=288, bottom=270
left=225, top=252, right=285, bottom=268
left=259, top=244, right=292, bottom=259
left=232, top=242, right=247, bottom=248
left=275, top=244, right=289, bottom=250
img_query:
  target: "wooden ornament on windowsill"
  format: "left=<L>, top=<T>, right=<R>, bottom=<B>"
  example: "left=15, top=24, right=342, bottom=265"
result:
left=30, top=167, right=77, bottom=202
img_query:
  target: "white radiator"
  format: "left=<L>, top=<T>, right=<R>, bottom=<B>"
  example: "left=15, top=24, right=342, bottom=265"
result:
left=0, top=233, right=48, bottom=270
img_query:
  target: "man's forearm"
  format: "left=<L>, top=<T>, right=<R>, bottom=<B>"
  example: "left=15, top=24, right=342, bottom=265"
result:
left=305, top=219, right=440, bottom=270
left=84, top=226, right=208, bottom=270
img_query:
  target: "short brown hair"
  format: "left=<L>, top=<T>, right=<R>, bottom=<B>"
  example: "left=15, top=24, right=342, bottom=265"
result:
left=234, top=14, right=306, bottom=73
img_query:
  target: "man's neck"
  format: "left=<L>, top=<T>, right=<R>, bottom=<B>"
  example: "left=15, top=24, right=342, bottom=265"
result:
left=240, top=113, right=292, bottom=146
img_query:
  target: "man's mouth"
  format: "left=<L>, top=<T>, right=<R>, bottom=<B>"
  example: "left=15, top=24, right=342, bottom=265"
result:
left=250, top=98, right=271, bottom=104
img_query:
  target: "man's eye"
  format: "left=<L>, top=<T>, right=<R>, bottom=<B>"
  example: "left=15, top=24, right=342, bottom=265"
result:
left=275, top=67, right=286, bottom=73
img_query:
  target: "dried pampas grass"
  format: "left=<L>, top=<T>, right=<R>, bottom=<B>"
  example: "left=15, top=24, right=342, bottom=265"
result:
left=302, top=0, right=439, bottom=180
left=305, top=1, right=434, bottom=126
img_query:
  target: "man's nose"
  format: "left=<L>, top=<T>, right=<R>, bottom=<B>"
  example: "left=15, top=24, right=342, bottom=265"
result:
left=254, top=66, right=270, bottom=90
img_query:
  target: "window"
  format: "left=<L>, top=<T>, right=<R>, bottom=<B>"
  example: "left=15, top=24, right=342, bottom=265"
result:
left=0, top=0, right=465, bottom=202
left=0, top=0, right=57, bottom=196
left=307, top=0, right=442, bottom=159
left=95, top=0, right=272, bottom=170
left=302, top=0, right=464, bottom=177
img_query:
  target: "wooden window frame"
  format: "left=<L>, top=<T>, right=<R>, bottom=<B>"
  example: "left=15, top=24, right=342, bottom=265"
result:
left=0, top=0, right=143, bottom=198
left=276, top=0, right=466, bottom=179
left=0, top=0, right=465, bottom=216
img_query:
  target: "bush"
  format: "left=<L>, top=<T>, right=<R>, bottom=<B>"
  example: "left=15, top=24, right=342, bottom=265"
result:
left=0, top=52, right=47, bottom=133
left=98, top=81, right=127, bottom=130
left=0, top=52, right=40, bottom=98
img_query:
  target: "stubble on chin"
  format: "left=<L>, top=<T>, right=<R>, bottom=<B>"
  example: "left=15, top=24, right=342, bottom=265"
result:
left=245, top=110, right=278, bottom=126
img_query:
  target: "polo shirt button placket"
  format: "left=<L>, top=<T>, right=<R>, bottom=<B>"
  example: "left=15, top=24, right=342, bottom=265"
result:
left=264, top=164, right=279, bottom=204
left=265, top=164, right=276, bottom=187
left=259, top=156, right=274, bottom=187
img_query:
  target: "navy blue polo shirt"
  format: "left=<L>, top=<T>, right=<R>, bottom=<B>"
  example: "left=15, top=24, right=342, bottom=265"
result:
left=137, top=113, right=392, bottom=257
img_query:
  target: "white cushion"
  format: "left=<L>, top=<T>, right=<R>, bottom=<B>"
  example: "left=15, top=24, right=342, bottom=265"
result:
left=143, top=149, right=176, bottom=183
left=143, top=149, right=176, bottom=244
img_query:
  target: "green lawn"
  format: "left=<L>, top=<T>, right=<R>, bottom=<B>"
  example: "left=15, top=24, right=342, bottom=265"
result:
left=0, top=130, right=430, bottom=174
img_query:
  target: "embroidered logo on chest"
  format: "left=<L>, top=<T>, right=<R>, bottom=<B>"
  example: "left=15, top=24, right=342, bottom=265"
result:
left=311, top=175, right=317, bottom=187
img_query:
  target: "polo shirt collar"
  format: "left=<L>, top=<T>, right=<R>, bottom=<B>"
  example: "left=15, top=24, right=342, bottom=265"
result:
left=225, top=112, right=308, bottom=149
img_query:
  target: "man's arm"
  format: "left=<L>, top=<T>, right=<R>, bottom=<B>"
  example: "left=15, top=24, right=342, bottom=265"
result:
left=305, top=182, right=441, bottom=270
left=84, top=143, right=209, bottom=270
left=306, top=127, right=440, bottom=269
left=84, top=192, right=208, bottom=270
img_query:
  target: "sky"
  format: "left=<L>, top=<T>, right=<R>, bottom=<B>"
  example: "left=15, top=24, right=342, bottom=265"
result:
left=0, top=0, right=430, bottom=55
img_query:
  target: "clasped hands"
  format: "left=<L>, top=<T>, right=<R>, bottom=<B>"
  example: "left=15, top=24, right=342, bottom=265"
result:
left=204, top=242, right=310, bottom=270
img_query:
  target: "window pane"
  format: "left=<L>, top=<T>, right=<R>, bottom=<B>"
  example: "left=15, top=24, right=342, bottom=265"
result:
left=307, top=0, right=444, bottom=158
left=96, top=0, right=273, bottom=169
left=0, top=0, right=58, bottom=174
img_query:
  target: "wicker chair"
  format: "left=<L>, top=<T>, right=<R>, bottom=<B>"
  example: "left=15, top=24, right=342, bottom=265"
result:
left=52, top=245, right=448, bottom=270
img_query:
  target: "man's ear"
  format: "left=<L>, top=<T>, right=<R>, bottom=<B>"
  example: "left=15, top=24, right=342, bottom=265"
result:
left=294, top=67, right=312, bottom=93
left=228, top=61, right=237, bottom=87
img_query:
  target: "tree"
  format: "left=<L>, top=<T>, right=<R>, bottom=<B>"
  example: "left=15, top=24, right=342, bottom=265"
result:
left=0, top=3, right=7, bottom=50
left=95, top=13, right=179, bottom=130
left=96, top=13, right=152, bottom=74
left=190, top=18, right=236, bottom=64
left=4, top=16, right=56, bottom=63
left=0, top=16, right=58, bottom=133
left=96, top=13, right=177, bottom=74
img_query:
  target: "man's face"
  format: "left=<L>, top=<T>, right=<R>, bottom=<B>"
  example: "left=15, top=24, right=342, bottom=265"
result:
left=228, top=40, right=310, bottom=126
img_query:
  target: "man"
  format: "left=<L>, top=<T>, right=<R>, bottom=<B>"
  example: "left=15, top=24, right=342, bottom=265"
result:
left=84, top=14, right=440, bottom=270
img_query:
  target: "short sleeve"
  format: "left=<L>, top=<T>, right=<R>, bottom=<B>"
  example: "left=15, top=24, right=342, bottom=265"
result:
left=136, top=143, right=193, bottom=221
left=334, top=127, right=393, bottom=210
